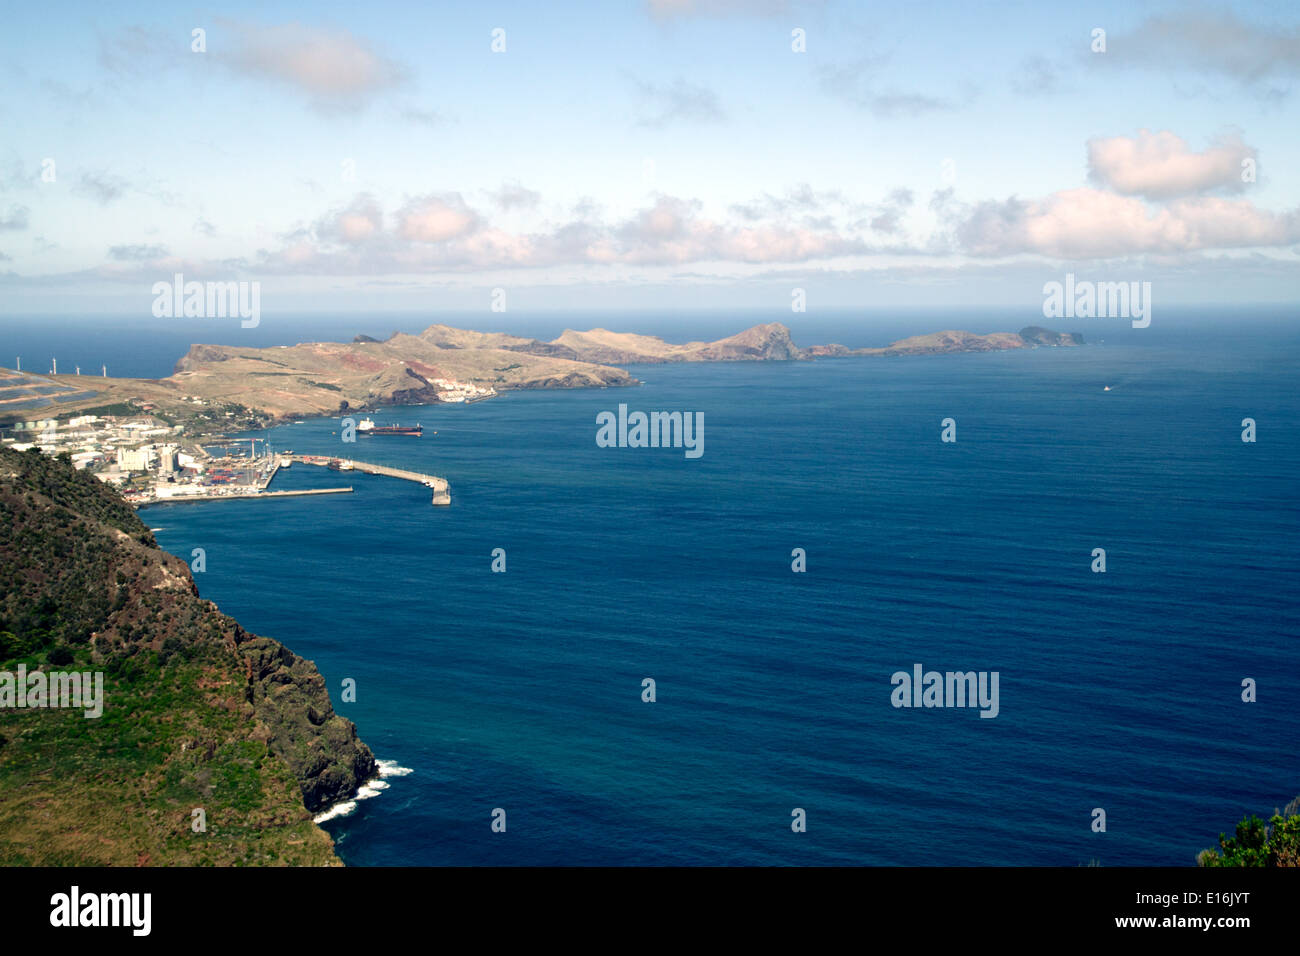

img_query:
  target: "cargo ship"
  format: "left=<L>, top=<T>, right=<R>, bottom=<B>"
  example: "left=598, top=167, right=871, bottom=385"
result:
left=358, top=417, right=422, bottom=436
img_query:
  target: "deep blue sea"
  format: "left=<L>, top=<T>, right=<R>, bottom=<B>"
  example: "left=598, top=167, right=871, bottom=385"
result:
left=6, top=308, right=1298, bottom=865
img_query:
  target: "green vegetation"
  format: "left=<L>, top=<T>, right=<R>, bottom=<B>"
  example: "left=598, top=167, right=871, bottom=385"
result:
left=0, top=445, right=374, bottom=865
left=159, top=400, right=271, bottom=437
left=1198, top=797, right=1300, bottom=867
left=57, top=402, right=138, bottom=419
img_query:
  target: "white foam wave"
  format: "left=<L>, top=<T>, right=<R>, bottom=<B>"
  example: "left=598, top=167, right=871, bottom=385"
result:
left=313, top=800, right=357, bottom=824
left=312, top=758, right=411, bottom=824
left=353, top=780, right=390, bottom=799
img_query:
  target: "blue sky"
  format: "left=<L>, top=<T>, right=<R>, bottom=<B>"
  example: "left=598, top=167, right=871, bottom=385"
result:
left=1, top=0, right=1298, bottom=314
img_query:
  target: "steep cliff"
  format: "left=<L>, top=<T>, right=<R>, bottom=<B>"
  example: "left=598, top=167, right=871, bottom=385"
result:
left=0, top=446, right=374, bottom=865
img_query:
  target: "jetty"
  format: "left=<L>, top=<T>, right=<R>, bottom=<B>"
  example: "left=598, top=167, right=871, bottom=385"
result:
left=137, top=486, right=352, bottom=507
left=289, top=455, right=451, bottom=506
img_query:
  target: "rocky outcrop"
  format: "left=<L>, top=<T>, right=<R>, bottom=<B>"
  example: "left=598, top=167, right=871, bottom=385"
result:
left=696, top=322, right=801, bottom=361
left=237, top=631, right=375, bottom=811
left=1019, top=326, right=1084, bottom=347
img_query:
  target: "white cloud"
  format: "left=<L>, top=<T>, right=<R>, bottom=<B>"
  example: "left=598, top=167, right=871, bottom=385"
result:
left=957, top=188, right=1300, bottom=259
left=318, top=194, right=385, bottom=244
left=244, top=190, right=869, bottom=274
left=1087, top=129, right=1255, bottom=199
left=396, top=194, right=480, bottom=242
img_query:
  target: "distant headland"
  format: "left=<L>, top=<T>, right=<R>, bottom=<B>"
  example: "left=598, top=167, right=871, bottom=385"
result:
left=0, top=322, right=1083, bottom=434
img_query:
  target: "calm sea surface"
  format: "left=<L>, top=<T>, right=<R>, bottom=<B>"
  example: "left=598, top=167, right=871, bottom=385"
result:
left=12, top=309, right=1299, bottom=865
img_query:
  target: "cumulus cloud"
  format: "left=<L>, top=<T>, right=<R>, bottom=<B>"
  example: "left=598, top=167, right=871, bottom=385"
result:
left=396, top=194, right=480, bottom=242
left=868, top=188, right=915, bottom=234
left=225, top=21, right=407, bottom=110
left=1087, top=130, right=1255, bottom=199
left=957, top=188, right=1300, bottom=259
left=729, top=184, right=852, bottom=225
left=244, top=189, right=870, bottom=275
left=312, top=194, right=384, bottom=244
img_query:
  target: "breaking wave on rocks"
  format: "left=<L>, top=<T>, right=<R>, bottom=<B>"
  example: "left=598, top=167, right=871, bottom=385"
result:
left=313, top=759, right=413, bottom=824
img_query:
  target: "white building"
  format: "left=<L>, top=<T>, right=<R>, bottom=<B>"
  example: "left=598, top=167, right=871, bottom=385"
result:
left=116, top=446, right=155, bottom=471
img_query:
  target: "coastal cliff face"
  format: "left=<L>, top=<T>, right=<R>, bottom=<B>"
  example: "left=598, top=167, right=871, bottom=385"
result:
left=0, top=446, right=373, bottom=864
left=1018, top=326, right=1085, bottom=347
left=164, top=333, right=636, bottom=421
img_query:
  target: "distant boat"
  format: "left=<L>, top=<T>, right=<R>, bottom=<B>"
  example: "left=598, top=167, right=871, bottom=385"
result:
left=358, top=416, right=423, bottom=436
left=1103, top=386, right=1112, bottom=391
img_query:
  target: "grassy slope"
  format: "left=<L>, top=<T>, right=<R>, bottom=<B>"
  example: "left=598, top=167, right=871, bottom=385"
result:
left=0, top=446, right=369, bottom=865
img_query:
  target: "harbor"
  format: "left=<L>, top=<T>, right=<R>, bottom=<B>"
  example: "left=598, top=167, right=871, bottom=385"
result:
left=1, top=408, right=452, bottom=507
left=290, top=454, right=451, bottom=506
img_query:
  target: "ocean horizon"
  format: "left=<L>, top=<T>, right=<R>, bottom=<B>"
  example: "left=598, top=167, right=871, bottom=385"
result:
left=72, top=306, right=1294, bottom=866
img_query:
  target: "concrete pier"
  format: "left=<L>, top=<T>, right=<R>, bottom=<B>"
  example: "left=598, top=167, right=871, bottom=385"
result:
left=289, top=455, right=451, bottom=506
left=138, top=486, right=353, bottom=507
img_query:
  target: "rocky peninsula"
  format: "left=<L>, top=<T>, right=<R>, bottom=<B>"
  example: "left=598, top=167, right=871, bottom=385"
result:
left=1, top=322, right=1082, bottom=434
